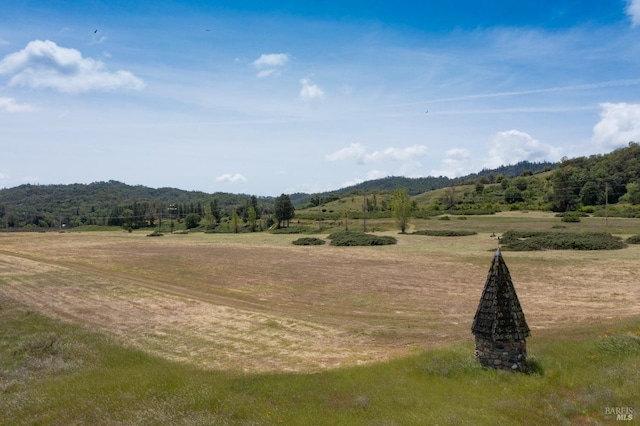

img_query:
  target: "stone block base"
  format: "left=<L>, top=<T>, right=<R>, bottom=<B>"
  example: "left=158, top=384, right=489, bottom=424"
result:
left=474, top=337, right=527, bottom=371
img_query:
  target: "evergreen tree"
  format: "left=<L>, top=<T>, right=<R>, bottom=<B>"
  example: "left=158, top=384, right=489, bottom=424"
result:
left=274, top=194, right=295, bottom=228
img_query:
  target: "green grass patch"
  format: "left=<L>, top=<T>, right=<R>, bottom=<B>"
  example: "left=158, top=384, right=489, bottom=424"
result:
left=1, top=297, right=639, bottom=425
left=501, top=230, right=627, bottom=251
left=412, top=230, right=477, bottom=237
left=327, top=230, right=397, bottom=246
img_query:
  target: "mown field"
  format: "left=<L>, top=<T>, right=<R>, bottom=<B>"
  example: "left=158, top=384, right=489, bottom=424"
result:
left=1, top=212, right=639, bottom=424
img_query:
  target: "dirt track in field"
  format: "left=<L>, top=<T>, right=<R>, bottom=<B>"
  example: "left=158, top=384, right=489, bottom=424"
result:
left=1, top=231, right=639, bottom=372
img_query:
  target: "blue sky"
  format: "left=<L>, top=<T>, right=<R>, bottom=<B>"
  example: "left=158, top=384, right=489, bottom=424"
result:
left=1, top=1, right=640, bottom=196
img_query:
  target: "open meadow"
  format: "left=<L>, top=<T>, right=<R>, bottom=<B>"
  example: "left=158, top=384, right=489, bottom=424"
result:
left=1, top=212, right=639, bottom=424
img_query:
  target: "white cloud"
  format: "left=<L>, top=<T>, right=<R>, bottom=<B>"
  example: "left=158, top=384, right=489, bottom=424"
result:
left=252, top=53, right=289, bottom=78
left=325, top=143, right=366, bottom=162
left=363, top=145, right=427, bottom=164
left=253, top=53, right=289, bottom=68
left=0, top=97, right=32, bottom=113
left=0, top=39, right=8, bottom=46
left=484, top=130, right=562, bottom=169
left=592, top=102, right=640, bottom=149
left=256, top=69, right=279, bottom=79
left=430, top=148, right=475, bottom=177
left=0, top=172, right=9, bottom=180
left=215, top=173, right=247, bottom=183
left=339, top=170, right=389, bottom=189
left=326, top=143, right=427, bottom=165
left=299, top=78, right=325, bottom=100
left=0, top=40, right=145, bottom=94
left=626, top=0, right=640, bottom=27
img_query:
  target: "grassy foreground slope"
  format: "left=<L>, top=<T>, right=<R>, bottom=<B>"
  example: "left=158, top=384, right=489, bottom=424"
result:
left=1, top=296, right=638, bottom=425
left=1, top=212, right=639, bottom=424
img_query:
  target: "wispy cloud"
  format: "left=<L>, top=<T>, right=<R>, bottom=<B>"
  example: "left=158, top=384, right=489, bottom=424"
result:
left=0, top=40, right=145, bottom=94
left=215, top=173, right=247, bottom=183
left=253, top=53, right=289, bottom=68
left=252, top=53, right=289, bottom=78
left=626, top=0, right=640, bottom=27
left=326, top=143, right=427, bottom=165
left=425, top=79, right=640, bottom=105
left=592, top=102, right=640, bottom=149
left=256, top=69, right=278, bottom=78
left=299, top=78, right=324, bottom=100
left=0, top=97, right=32, bottom=113
left=364, top=145, right=427, bottom=164
left=325, top=143, right=365, bottom=162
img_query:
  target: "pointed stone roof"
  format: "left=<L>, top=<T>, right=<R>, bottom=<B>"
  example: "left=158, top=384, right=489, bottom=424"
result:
left=471, top=249, right=530, bottom=341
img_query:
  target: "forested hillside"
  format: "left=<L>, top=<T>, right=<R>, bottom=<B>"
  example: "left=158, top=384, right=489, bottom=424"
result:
left=551, top=142, right=640, bottom=211
left=0, top=180, right=273, bottom=229
left=3, top=147, right=640, bottom=230
left=325, top=161, right=555, bottom=196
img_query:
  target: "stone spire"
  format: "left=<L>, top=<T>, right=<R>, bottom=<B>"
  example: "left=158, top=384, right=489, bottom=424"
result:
left=471, top=248, right=530, bottom=370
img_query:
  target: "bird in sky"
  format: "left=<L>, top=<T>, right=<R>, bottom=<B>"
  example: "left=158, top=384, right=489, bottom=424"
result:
left=94, top=29, right=98, bottom=33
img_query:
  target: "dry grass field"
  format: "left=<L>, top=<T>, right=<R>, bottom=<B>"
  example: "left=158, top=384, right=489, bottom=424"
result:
left=2, top=213, right=640, bottom=375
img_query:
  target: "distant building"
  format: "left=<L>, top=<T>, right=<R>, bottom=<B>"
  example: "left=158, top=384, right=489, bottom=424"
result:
left=471, top=248, right=530, bottom=371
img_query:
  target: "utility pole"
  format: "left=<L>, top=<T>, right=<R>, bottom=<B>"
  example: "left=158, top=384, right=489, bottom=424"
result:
left=605, top=183, right=609, bottom=227
left=362, top=192, right=367, bottom=232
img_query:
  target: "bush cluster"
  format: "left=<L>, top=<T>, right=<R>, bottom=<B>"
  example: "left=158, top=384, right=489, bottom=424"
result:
left=327, top=230, right=397, bottom=246
left=446, top=209, right=499, bottom=215
left=626, top=235, right=640, bottom=244
left=560, top=214, right=581, bottom=223
left=270, top=226, right=311, bottom=234
left=501, top=230, right=626, bottom=251
left=412, top=230, right=477, bottom=237
left=292, top=237, right=325, bottom=246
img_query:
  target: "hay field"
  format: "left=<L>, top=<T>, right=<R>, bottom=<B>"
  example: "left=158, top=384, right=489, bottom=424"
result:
left=1, top=215, right=639, bottom=373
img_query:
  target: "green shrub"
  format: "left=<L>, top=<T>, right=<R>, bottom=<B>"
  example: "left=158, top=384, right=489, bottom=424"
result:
left=561, top=214, right=581, bottom=223
left=412, top=230, right=477, bottom=237
left=500, top=230, right=626, bottom=251
left=626, top=235, right=640, bottom=244
left=270, top=226, right=311, bottom=234
left=327, top=230, right=397, bottom=246
left=146, top=231, right=164, bottom=237
left=438, top=215, right=450, bottom=221
left=184, top=213, right=201, bottom=229
left=597, top=332, right=640, bottom=355
left=292, top=237, right=325, bottom=246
